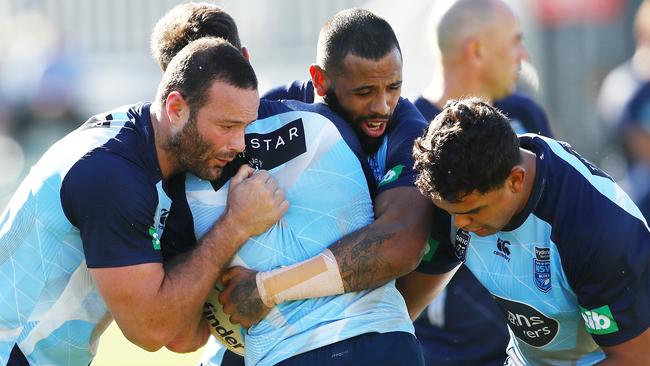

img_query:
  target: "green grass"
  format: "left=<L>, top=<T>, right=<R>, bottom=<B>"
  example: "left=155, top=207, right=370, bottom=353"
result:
left=93, top=322, right=204, bottom=366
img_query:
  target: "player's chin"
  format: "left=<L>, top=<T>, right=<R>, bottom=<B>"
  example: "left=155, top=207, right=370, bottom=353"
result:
left=193, top=166, right=223, bottom=181
left=473, top=227, right=495, bottom=237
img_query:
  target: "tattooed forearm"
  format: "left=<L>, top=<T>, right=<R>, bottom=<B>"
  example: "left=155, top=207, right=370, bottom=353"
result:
left=332, top=230, right=397, bottom=292
left=231, top=278, right=265, bottom=322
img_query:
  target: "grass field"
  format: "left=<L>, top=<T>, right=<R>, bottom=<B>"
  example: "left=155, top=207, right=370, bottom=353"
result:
left=93, top=322, right=204, bottom=366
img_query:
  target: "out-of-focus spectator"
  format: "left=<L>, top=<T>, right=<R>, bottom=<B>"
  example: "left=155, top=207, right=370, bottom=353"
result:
left=0, top=11, right=81, bottom=138
left=620, top=81, right=650, bottom=219
left=597, top=0, right=650, bottom=131
left=596, top=0, right=650, bottom=219
left=0, top=11, right=82, bottom=211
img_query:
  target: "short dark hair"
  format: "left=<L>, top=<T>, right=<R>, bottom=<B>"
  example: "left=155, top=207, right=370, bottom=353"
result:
left=317, top=8, right=402, bottom=73
left=151, top=2, right=242, bottom=71
left=156, top=37, right=257, bottom=118
left=413, top=97, right=520, bottom=202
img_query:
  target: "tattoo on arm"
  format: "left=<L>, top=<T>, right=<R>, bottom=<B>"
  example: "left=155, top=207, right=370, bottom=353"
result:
left=231, top=278, right=264, bottom=320
left=333, top=231, right=396, bottom=292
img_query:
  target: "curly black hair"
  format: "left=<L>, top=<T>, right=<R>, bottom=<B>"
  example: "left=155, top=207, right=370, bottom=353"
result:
left=413, top=97, right=520, bottom=203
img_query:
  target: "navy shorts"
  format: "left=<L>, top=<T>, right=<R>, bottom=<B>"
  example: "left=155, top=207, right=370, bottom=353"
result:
left=278, top=331, right=424, bottom=366
left=218, top=331, right=423, bottom=366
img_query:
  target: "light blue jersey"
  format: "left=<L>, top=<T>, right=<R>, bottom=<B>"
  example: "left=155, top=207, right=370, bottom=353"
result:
left=448, top=135, right=650, bottom=365
left=0, top=104, right=171, bottom=365
left=183, top=100, right=413, bottom=366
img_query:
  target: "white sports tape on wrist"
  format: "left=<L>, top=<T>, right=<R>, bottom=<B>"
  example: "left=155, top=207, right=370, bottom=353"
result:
left=256, top=249, right=344, bottom=307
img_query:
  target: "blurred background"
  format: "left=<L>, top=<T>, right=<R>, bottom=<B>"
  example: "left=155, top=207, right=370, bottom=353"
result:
left=0, top=0, right=645, bottom=209
left=0, top=0, right=647, bottom=364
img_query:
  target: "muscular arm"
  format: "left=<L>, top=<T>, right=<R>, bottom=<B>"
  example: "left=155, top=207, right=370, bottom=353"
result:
left=597, top=327, right=650, bottom=365
left=333, top=186, right=432, bottom=292
left=220, top=186, right=434, bottom=326
left=90, top=167, right=288, bottom=351
left=395, top=266, right=460, bottom=320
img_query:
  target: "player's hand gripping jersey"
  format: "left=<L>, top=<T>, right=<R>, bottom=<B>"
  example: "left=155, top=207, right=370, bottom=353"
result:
left=0, top=104, right=170, bottom=365
left=179, top=100, right=414, bottom=366
left=423, top=134, right=650, bottom=365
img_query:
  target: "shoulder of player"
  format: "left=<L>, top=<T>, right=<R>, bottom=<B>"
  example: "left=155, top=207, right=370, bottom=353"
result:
left=258, top=99, right=341, bottom=126
left=388, top=98, right=428, bottom=140
left=63, top=149, right=159, bottom=204
left=261, top=79, right=313, bottom=102
left=525, top=136, right=647, bottom=264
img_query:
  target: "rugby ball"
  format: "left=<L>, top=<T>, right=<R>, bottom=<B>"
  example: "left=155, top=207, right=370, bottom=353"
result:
left=203, top=282, right=245, bottom=355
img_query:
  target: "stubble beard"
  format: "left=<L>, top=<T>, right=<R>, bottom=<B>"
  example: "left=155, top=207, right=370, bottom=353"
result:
left=324, top=88, right=391, bottom=156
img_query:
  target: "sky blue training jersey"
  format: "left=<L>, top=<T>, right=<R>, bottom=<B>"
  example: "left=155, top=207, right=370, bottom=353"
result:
left=442, top=134, right=650, bottom=365
left=413, top=95, right=554, bottom=366
left=0, top=104, right=171, bottom=365
left=183, top=100, right=414, bottom=366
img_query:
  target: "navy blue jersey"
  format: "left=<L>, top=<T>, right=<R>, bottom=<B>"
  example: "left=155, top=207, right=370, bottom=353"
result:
left=262, top=80, right=428, bottom=195
left=0, top=103, right=171, bottom=365
left=61, top=104, right=169, bottom=267
left=413, top=95, right=552, bottom=366
left=413, top=93, right=553, bottom=138
left=493, top=93, right=553, bottom=137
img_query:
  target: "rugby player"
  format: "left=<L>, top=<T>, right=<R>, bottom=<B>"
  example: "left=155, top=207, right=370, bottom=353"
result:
left=0, top=38, right=287, bottom=365
left=413, top=97, right=650, bottom=365
left=242, top=8, right=453, bottom=320
left=410, top=1, right=552, bottom=364
left=152, top=4, right=431, bottom=365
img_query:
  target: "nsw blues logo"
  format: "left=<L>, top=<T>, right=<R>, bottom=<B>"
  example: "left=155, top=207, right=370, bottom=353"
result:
left=454, top=229, right=471, bottom=261
left=533, top=247, right=551, bottom=292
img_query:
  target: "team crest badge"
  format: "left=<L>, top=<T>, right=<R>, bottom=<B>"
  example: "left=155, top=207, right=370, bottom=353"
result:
left=533, top=247, right=551, bottom=292
left=454, top=229, right=471, bottom=261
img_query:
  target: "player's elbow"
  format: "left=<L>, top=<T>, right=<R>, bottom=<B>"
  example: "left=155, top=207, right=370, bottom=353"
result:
left=121, top=326, right=175, bottom=352
left=165, top=327, right=210, bottom=353
left=394, top=248, right=424, bottom=275
left=391, top=242, right=423, bottom=277
left=392, top=233, right=428, bottom=275
left=165, top=339, right=204, bottom=353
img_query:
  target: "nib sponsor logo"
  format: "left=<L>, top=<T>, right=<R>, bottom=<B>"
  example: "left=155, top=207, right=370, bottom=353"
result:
left=580, top=305, right=619, bottom=335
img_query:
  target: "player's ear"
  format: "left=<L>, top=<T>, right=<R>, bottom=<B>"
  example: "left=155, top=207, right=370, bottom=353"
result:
left=464, top=37, right=483, bottom=66
left=309, top=64, right=329, bottom=97
left=507, top=166, right=525, bottom=194
left=164, top=91, right=189, bottom=132
left=241, top=45, right=250, bottom=61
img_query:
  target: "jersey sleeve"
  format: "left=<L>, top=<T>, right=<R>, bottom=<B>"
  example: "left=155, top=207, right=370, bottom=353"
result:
left=563, top=208, right=649, bottom=347
left=495, top=93, right=554, bottom=138
left=261, top=79, right=314, bottom=103
left=61, top=150, right=163, bottom=268
left=539, top=140, right=650, bottom=347
left=376, top=98, right=428, bottom=194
